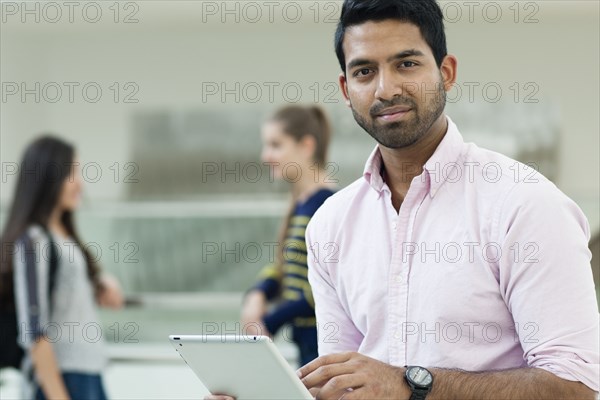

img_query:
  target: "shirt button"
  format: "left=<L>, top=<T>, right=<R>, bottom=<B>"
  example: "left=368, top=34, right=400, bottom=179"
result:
left=394, top=330, right=402, bottom=339
left=395, top=275, right=402, bottom=283
left=392, top=222, right=397, bottom=230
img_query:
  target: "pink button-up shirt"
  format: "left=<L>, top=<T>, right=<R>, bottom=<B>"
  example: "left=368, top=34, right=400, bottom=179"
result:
left=306, top=115, right=599, bottom=391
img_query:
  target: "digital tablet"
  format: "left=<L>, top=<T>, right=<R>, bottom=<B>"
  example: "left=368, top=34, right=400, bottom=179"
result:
left=169, top=334, right=313, bottom=400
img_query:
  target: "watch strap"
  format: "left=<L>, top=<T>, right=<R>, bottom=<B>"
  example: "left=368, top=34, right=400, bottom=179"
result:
left=409, top=389, right=428, bottom=400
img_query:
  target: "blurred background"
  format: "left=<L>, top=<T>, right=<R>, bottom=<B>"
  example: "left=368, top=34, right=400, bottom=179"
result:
left=1, top=1, right=598, bottom=398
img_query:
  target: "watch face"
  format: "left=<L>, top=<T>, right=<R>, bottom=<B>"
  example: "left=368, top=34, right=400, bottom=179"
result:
left=407, top=366, right=433, bottom=387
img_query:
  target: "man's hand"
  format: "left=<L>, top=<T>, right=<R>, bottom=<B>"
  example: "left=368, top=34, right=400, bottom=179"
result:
left=296, top=352, right=410, bottom=400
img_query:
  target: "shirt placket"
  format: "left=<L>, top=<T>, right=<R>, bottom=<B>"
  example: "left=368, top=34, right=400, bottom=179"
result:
left=387, top=174, right=429, bottom=366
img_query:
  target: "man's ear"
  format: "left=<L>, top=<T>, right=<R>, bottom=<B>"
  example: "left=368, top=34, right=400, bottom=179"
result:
left=440, top=54, right=458, bottom=92
left=339, top=72, right=352, bottom=107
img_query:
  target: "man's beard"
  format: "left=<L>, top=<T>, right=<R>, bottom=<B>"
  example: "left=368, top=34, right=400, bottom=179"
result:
left=351, top=80, right=446, bottom=149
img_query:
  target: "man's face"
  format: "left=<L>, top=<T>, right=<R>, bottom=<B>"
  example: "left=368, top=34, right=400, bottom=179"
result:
left=340, top=19, right=448, bottom=149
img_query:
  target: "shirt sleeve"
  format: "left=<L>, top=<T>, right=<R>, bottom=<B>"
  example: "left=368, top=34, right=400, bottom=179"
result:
left=262, top=297, right=313, bottom=335
left=13, top=226, right=51, bottom=350
left=306, top=217, right=363, bottom=356
left=250, top=263, right=281, bottom=301
left=495, top=179, right=599, bottom=392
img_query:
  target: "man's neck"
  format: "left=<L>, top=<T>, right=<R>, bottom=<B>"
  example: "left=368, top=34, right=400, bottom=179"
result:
left=380, top=115, right=448, bottom=212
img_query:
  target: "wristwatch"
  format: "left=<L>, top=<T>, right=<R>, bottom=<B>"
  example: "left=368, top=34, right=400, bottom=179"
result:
left=404, top=365, right=433, bottom=400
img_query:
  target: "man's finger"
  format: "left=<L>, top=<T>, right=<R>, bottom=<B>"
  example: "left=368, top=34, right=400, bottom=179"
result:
left=338, top=386, right=364, bottom=400
left=300, top=362, right=357, bottom=389
left=309, top=386, right=321, bottom=398
left=297, top=352, right=355, bottom=378
left=317, top=374, right=363, bottom=400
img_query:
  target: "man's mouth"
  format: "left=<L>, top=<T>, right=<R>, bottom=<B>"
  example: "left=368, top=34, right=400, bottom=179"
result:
left=374, top=107, right=412, bottom=122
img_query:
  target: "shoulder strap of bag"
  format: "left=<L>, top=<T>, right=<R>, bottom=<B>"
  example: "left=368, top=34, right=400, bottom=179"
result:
left=42, top=228, right=59, bottom=309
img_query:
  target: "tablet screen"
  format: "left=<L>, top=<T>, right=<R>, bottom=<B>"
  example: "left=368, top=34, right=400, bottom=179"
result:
left=170, top=335, right=313, bottom=400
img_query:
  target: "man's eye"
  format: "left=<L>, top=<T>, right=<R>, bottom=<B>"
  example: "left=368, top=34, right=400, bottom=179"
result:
left=400, top=61, right=416, bottom=68
left=354, top=68, right=372, bottom=77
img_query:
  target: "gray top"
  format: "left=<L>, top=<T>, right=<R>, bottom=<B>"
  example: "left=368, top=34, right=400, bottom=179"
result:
left=13, top=225, right=107, bottom=379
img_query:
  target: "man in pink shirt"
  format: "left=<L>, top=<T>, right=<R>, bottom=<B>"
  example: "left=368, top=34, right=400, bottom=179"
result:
left=294, top=1, right=599, bottom=399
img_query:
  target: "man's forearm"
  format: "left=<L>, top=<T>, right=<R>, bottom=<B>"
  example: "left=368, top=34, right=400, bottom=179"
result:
left=428, top=366, right=596, bottom=400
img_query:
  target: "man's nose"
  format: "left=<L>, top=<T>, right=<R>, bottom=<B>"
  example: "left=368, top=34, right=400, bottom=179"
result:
left=374, top=68, right=404, bottom=101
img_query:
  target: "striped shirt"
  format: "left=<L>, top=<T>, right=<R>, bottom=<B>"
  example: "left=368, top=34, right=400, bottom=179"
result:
left=254, top=188, right=335, bottom=335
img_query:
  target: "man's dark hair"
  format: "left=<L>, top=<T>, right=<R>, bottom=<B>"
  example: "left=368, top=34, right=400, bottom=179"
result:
left=334, top=0, right=447, bottom=74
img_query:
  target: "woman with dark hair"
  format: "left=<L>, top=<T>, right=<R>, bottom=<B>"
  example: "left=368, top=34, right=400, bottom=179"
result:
left=240, top=105, right=336, bottom=367
left=0, top=135, right=123, bottom=400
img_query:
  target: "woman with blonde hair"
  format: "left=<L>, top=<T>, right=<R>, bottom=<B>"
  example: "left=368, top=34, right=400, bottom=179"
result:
left=241, top=105, right=336, bottom=367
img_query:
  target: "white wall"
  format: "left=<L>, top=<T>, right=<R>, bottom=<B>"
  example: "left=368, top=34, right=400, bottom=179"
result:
left=1, top=1, right=598, bottom=204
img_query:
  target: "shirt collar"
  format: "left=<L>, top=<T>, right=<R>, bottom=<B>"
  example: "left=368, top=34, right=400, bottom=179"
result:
left=363, top=145, right=386, bottom=194
left=362, top=115, right=465, bottom=198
